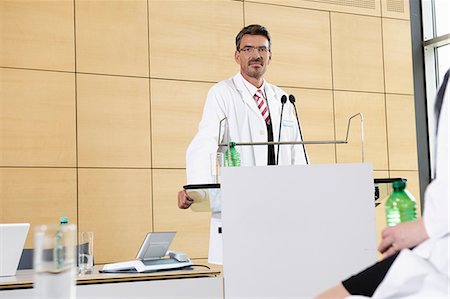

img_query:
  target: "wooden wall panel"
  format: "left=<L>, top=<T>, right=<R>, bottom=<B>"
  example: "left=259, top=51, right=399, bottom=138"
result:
left=374, top=170, right=389, bottom=179
left=0, top=0, right=74, bottom=71
left=77, top=74, right=151, bottom=168
left=75, top=0, right=149, bottom=77
left=0, top=168, right=77, bottom=248
left=247, top=0, right=381, bottom=16
left=386, top=94, right=418, bottom=170
left=283, top=87, right=336, bottom=164
left=382, top=18, right=414, bottom=94
left=149, top=0, right=243, bottom=82
left=246, top=3, right=332, bottom=89
left=78, top=169, right=152, bottom=264
left=331, top=13, right=384, bottom=93
left=151, top=80, right=212, bottom=168
left=152, top=169, right=210, bottom=259
left=334, top=91, right=388, bottom=170
left=0, top=68, right=76, bottom=167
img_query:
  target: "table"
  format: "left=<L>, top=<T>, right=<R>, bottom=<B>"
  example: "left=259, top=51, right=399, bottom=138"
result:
left=0, top=263, right=223, bottom=298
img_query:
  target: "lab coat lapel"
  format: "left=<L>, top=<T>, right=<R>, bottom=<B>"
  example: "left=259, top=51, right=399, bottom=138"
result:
left=232, top=74, right=261, bottom=116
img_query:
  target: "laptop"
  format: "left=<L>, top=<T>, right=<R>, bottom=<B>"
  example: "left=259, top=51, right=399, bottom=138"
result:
left=101, top=232, right=192, bottom=273
left=0, top=223, right=30, bottom=277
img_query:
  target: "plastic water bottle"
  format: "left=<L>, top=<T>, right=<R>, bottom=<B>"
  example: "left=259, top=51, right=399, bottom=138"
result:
left=385, top=180, right=416, bottom=227
left=54, top=216, right=68, bottom=269
left=225, top=142, right=240, bottom=167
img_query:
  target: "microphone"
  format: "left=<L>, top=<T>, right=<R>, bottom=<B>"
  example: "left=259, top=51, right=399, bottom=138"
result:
left=276, top=95, right=288, bottom=165
left=289, top=95, right=309, bottom=164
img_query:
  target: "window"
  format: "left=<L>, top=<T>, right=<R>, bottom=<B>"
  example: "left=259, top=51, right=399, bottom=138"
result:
left=421, top=0, right=450, bottom=177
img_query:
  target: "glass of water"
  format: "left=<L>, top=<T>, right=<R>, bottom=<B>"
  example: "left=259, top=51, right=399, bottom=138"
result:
left=78, top=231, right=94, bottom=275
left=34, top=224, right=77, bottom=299
left=210, top=152, right=224, bottom=183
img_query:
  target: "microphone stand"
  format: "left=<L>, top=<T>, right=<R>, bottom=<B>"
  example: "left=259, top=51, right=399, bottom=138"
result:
left=289, top=95, right=309, bottom=164
left=276, top=95, right=287, bottom=165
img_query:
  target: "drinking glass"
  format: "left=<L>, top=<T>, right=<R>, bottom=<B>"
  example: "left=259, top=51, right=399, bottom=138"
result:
left=78, top=232, right=94, bottom=275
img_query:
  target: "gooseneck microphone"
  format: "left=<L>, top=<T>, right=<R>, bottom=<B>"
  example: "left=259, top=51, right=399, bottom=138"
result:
left=276, top=95, right=288, bottom=165
left=289, top=95, right=309, bottom=164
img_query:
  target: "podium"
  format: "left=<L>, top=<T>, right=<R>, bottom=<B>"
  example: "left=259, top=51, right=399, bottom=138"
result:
left=221, top=163, right=377, bottom=298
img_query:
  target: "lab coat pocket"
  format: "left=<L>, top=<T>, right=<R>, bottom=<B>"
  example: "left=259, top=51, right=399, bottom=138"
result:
left=282, top=119, right=295, bottom=128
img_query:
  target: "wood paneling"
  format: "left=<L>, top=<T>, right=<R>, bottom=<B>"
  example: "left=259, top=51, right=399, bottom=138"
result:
left=151, top=79, right=212, bottom=168
left=382, top=18, right=414, bottom=94
left=246, top=0, right=381, bottom=16
left=149, top=0, right=243, bottom=82
left=0, top=0, right=420, bottom=264
left=246, top=2, right=332, bottom=89
left=77, top=74, right=151, bottom=168
left=78, top=169, right=152, bottom=264
left=0, top=168, right=77, bottom=248
left=152, top=169, right=210, bottom=259
left=283, top=87, right=335, bottom=164
left=0, top=0, right=74, bottom=71
left=0, top=68, right=76, bottom=167
left=75, top=0, right=149, bottom=77
left=331, top=13, right=384, bottom=92
left=334, top=91, right=388, bottom=170
left=374, top=170, right=389, bottom=179
left=386, top=94, right=418, bottom=170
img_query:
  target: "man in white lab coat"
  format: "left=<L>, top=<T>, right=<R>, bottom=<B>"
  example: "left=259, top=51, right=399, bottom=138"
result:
left=315, top=69, right=449, bottom=298
left=178, top=24, right=308, bottom=264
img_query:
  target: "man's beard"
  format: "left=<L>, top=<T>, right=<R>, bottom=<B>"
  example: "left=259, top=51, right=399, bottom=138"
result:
left=246, top=58, right=265, bottom=79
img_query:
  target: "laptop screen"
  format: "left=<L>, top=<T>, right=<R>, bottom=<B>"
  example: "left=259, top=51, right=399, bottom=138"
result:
left=0, top=223, right=29, bottom=277
left=136, top=232, right=176, bottom=261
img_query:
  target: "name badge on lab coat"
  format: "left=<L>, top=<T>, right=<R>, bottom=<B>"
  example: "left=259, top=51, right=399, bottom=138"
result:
left=282, top=120, right=294, bottom=127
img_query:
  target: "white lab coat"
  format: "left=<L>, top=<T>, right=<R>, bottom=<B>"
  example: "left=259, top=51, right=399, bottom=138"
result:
left=349, top=74, right=450, bottom=298
left=186, top=72, right=307, bottom=264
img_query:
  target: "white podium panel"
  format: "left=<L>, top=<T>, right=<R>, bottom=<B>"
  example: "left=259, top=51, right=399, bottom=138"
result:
left=221, top=163, right=377, bottom=298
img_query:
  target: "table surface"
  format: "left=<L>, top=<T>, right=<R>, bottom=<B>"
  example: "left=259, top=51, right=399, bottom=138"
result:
left=0, top=260, right=222, bottom=290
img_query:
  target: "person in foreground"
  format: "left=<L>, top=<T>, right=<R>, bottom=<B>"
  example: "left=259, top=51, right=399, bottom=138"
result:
left=315, top=68, right=450, bottom=298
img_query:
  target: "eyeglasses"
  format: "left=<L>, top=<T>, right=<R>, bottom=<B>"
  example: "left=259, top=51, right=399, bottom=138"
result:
left=238, top=46, right=270, bottom=54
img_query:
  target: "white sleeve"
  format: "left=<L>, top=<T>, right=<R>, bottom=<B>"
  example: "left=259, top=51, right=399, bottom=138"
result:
left=423, top=81, right=449, bottom=239
left=186, top=86, right=226, bottom=184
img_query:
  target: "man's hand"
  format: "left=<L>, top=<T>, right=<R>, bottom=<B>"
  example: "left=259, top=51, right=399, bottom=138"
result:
left=178, top=190, right=194, bottom=209
left=378, top=219, right=429, bottom=257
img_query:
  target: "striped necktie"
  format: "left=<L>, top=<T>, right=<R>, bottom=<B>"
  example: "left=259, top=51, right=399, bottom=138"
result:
left=254, top=89, right=270, bottom=124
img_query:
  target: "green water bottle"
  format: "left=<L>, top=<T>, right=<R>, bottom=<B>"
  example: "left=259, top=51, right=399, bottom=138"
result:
left=225, top=142, right=240, bottom=167
left=385, top=180, right=416, bottom=227
left=54, top=216, right=68, bottom=269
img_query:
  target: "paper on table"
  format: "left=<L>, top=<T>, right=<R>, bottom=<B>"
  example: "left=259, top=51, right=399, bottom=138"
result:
left=187, top=189, right=210, bottom=212
left=186, top=189, right=221, bottom=213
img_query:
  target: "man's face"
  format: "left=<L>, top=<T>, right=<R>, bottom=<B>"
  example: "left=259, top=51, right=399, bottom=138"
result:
left=234, top=34, right=272, bottom=81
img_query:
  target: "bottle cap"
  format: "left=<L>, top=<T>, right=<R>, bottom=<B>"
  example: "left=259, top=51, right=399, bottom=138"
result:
left=229, top=141, right=236, bottom=147
left=392, top=180, right=406, bottom=190
left=59, top=216, right=69, bottom=224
